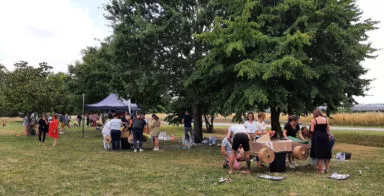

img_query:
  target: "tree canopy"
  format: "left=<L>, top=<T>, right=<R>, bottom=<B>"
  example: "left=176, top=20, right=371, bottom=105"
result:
left=1, top=61, right=71, bottom=115
left=189, top=0, right=377, bottom=134
left=1, top=0, right=377, bottom=140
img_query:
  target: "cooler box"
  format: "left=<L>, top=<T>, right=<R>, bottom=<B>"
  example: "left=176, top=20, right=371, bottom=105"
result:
left=336, top=152, right=352, bottom=160
left=269, top=152, right=286, bottom=172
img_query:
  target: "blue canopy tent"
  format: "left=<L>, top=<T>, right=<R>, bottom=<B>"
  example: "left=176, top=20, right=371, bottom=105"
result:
left=85, top=93, right=140, bottom=112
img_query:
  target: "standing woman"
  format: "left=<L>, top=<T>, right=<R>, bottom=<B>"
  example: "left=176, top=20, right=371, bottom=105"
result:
left=109, top=113, right=122, bottom=151
left=48, top=114, right=59, bottom=147
left=150, top=114, right=161, bottom=151
left=37, top=113, right=49, bottom=145
left=244, top=112, right=257, bottom=141
left=310, top=109, right=332, bottom=173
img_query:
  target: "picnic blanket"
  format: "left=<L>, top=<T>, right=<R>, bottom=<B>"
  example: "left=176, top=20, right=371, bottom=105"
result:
left=288, top=136, right=310, bottom=144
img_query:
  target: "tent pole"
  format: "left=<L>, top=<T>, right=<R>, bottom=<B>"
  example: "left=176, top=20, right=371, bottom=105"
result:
left=127, top=94, right=131, bottom=116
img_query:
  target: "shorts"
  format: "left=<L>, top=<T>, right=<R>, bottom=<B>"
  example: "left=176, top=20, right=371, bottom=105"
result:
left=232, top=133, right=250, bottom=152
left=151, top=130, right=160, bottom=137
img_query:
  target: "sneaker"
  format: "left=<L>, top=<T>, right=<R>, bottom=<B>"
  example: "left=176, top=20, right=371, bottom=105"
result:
left=223, top=160, right=229, bottom=169
left=289, top=164, right=296, bottom=169
left=133, top=149, right=137, bottom=153
left=153, top=148, right=159, bottom=151
left=139, top=148, right=144, bottom=152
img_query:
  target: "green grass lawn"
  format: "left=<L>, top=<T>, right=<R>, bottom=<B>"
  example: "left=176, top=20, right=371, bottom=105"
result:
left=0, top=123, right=383, bottom=195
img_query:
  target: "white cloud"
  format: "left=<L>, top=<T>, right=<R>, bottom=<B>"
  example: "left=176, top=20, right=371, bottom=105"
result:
left=0, top=0, right=110, bottom=73
left=355, top=0, right=384, bottom=104
left=0, top=0, right=382, bottom=103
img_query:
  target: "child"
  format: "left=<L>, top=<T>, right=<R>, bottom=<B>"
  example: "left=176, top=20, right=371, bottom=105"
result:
left=221, top=135, right=233, bottom=168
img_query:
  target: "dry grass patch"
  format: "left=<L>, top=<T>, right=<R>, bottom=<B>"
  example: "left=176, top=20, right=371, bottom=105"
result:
left=151, top=112, right=384, bottom=126
left=0, top=117, right=23, bottom=123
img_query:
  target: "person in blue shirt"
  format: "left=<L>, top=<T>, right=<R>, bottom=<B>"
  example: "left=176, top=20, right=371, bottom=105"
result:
left=181, top=111, right=194, bottom=145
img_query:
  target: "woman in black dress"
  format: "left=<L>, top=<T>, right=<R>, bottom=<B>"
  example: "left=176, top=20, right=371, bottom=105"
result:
left=310, top=109, right=332, bottom=173
left=38, top=113, right=49, bottom=145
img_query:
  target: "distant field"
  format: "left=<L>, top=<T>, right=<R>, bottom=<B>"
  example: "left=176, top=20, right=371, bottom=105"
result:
left=0, top=117, right=23, bottom=123
left=3, top=112, right=384, bottom=127
left=149, top=112, right=384, bottom=127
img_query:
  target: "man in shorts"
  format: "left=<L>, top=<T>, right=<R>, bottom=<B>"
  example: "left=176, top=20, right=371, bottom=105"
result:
left=226, top=124, right=251, bottom=174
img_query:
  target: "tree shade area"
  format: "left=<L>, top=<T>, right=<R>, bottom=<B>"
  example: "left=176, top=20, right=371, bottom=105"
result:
left=0, top=0, right=378, bottom=141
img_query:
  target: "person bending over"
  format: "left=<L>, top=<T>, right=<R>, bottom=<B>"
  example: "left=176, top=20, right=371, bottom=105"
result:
left=283, top=115, right=300, bottom=168
left=226, top=125, right=251, bottom=174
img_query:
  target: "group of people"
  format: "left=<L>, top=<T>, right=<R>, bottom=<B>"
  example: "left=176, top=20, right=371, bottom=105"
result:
left=36, top=113, right=60, bottom=146
left=102, top=112, right=161, bottom=152
left=22, top=112, right=70, bottom=137
left=221, top=112, right=273, bottom=174
left=29, top=108, right=334, bottom=174
left=221, top=109, right=335, bottom=174
left=85, top=113, right=109, bottom=127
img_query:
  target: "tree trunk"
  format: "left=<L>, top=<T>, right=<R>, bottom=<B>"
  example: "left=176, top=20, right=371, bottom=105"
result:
left=193, top=103, right=203, bottom=143
left=271, top=107, right=282, bottom=138
left=210, top=115, right=214, bottom=132
left=204, top=114, right=214, bottom=133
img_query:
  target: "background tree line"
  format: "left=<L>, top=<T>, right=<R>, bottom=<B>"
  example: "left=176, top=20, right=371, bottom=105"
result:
left=0, top=0, right=377, bottom=141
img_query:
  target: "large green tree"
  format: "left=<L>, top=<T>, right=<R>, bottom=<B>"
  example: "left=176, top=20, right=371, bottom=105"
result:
left=2, top=61, right=71, bottom=132
left=103, top=0, right=233, bottom=141
left=0, top=64, right=8, bottom=116
left=68, top=44, right=115, bottom=112
left=191, top=0, right=377, bottom=136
